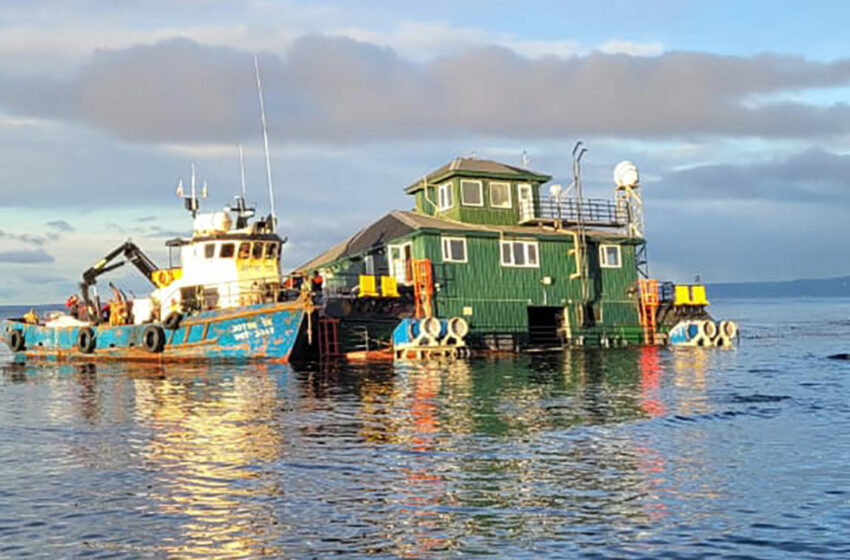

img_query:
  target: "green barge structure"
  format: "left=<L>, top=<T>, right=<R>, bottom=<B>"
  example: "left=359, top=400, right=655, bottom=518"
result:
left=300, top=155, right=725, bottom=355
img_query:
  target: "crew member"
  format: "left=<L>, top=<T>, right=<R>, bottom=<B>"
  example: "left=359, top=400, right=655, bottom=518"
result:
left=65, top=294, right=80, bottom=319
left=311, top=270, right=324, bottom=293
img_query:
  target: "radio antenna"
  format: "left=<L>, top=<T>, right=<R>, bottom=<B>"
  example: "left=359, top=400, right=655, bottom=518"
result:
left=254, top=54, right=277, bottom=232
left=238, top=143, right=247, bottom=199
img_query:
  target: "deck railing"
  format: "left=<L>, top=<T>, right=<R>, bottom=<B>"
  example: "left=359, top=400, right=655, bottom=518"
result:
left=519, top=197, right=629, bottom=228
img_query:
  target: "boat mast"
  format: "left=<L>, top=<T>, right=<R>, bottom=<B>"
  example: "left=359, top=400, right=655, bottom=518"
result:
left=254, top=54, right=277, bottom=232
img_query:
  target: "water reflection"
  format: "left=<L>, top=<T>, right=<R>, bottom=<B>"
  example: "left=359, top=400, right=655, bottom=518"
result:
left=0, top=347, right=724, bottom=558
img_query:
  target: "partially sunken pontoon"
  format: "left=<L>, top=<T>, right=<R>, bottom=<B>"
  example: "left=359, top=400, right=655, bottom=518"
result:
left=300, top=153, right=731, bottom=353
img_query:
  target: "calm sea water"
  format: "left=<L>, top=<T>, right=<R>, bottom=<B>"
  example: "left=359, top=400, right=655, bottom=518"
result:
left=1, top=299, right=849, bottom=559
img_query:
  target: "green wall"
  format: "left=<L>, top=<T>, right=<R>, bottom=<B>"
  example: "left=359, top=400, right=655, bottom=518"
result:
left=413, top=178, right=543, bottom=226
left=412, top=231, right=641, bottom=338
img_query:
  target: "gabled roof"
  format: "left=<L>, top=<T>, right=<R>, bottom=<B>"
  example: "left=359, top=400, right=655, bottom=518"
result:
left=297, top=210, right=634, bottom=271
left=405, top=157, right=552, bottom=193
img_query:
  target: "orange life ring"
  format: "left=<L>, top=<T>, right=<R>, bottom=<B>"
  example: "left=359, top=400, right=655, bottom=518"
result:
left=154, top=270, right=174, bottom=288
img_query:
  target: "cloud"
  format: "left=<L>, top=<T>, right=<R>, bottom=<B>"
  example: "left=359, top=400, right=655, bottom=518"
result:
left=0, top=249, right=55, bottom=263
left=3, top=37, right=850, bottom=144
left=0, top=229, right=58, bottom=245
left=46, top=219, right=74, bottom=232
left=655, top=148, right=850, bottom=203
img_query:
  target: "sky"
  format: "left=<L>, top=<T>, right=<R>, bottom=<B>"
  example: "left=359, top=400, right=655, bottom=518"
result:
left=1, top=0, right=850, bottom=303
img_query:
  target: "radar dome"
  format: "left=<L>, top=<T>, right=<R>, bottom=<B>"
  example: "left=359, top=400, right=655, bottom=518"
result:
left=614, top=160, right=639, bottom=188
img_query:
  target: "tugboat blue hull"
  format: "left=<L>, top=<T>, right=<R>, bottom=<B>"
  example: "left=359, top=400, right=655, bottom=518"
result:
left=2, top=301, right=309, bottom=362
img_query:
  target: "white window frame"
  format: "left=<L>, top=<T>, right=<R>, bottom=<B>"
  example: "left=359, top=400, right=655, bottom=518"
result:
left=441, top=236, right=468, bottom=263
left=489, top=181, right=512, bottom=209
left=500, top=240, right=539, bottom=268
left=437, top=183, right=454, bottom=211
left=460, top=179, right=484, bottom=207
left=388, top=242, right=413, bottom=284
left=600, top=244, right=622, bottom=268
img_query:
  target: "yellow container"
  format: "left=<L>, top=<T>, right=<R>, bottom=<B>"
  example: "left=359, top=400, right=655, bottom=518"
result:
left=358, top=275, right=379, bottom=297
left=380, top=276, right=399, bottom=298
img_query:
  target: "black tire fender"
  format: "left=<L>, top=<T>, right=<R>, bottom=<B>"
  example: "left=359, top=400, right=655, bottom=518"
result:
left=163, top=312, right=182, bottom=331
left=8, top=329, right=25, bottom=353
left=142, top=325, right=166, bottom=353
left=77, top=327, right=96, bottom=354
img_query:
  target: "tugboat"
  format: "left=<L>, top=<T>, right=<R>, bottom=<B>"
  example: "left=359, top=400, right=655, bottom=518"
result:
left=2, top=167, right=312, bottom=362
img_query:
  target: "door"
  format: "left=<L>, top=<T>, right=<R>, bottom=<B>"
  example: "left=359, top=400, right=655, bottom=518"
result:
left=518, top=183, right=534, bottom=222
left=389, top=243, right=413, bottom=285
left=527, top=306, right=563, bottom=347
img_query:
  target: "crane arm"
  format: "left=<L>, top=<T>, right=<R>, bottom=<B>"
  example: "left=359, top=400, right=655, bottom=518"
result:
left=81, top=241, right=159, bottom=288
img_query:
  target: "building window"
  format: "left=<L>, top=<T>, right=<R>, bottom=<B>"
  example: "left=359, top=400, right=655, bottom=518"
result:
left=441, top=237, right=467, bottom=263
left=490, top=181, right=512, bottom=209
left=460, top=179, right=484, bottom=207
left=220, top=243, right=235, bottom=258
left=438, top=183, right=453, bottom=211
left=600, top=244, right=621, bottom=268
left=204, top=243, right=216, bottom=259
left=252, top=242, right=264, bottom=259
left=500, top=240, right=539, bottom=268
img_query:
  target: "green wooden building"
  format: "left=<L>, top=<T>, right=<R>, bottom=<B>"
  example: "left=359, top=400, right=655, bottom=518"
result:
left=300, top=157, right=649, bottom=349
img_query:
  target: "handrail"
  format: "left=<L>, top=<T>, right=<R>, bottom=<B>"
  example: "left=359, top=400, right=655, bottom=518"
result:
left=519, top=196, right=629, bottom=227
left=144, top=273, right=311, bottom=314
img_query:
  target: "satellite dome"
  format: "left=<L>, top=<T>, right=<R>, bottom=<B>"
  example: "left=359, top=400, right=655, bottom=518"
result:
left=614, top=160, right=639, bottom=188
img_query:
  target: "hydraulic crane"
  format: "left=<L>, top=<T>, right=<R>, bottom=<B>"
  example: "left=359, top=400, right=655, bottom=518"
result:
left=78, top=241, right=159, bottom=324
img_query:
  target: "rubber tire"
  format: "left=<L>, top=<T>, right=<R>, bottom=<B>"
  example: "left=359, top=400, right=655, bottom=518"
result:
left=700, top=320, right=718, bottom=339
left=8, top=329, right=25, bottom=352
left=142, top=325, right=166, bottom=353
left=720, top=320, right=738, bottom=339
left=163, top=312, right=182, bottom=331
left=77, top=328, right=96, bottom=354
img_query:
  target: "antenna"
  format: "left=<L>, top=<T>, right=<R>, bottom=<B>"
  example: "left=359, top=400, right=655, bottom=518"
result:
left=254, top=54, right=277, bottom=232
left=238, top=143, right=247, bottom=199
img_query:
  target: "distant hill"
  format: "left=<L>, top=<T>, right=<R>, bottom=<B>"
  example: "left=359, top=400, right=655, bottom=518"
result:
left=708, top=276, right=850, bottom=298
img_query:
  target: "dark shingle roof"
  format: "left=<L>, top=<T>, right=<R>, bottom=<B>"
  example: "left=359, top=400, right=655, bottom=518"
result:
left=406, top=157, right=551, bottom=193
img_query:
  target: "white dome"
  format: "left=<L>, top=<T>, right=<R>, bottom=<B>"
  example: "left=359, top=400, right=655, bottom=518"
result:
left=614, top=160, right=639, bottom=188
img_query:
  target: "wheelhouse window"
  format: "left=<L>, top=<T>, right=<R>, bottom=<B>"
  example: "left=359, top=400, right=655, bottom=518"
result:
left=220, top=243, right=235, bottom=258
left=238, top=242, right=251, bottom=259
left=490, top=181, right=512, bottom=209
left=441, top=236, right=467, bottom=263
left=252, top=242, right=264, bottom=259
left=600, top=244, right=621, bottom=268
left=460, top=180, right=483, bottom=207
left=438, top=183, right=454, bottom=211
left=265, top=243, right=279, bottom=260
left=204, top=243, right=216, bottom=258
left=500, top=240, right=539, bottom=268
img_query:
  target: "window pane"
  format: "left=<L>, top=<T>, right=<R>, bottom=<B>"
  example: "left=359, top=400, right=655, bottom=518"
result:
left=252, top=243, right=264, bottom=259
left=450, top=240, right=465, bottom=261
left=490, top=182, right=510, bottom=208
left=220, top=243, right=235, bottom=258
left=513, top=242, right=525, bottom=265
left=527, top=243, right=538, bottom=265
left=607, top=246, right=620, bottom=266
left=266, top=243, right=278, bottom=258
left=204, top=244, right=215, bottom=258
left=501, top=242, right=512, bottom=264
left=461, top=180, right=482, bottom=205
left=238, top=243, right=250, bottom=259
